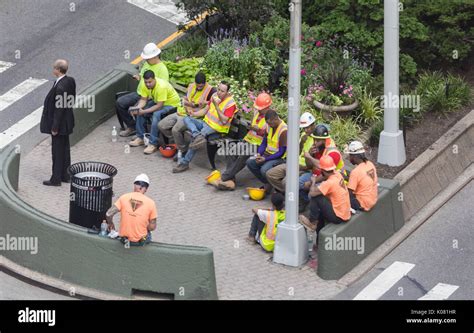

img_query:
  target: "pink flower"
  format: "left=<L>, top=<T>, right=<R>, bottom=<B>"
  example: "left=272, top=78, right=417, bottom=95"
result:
left=315, top=41, right=322, bottom=47
left=301, top=69, right=307, bottom=76
left=349, top=85, right=353, bottom=90
left=305, top=95, right=313, bottom=101
left=313, top=64, right=318, bottom=69
left=339, top=85, right=343, bottom=88
left=349, top=94, right=353, bottom=98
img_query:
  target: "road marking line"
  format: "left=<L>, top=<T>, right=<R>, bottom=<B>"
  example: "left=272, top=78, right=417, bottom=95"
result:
left=127, top=0, right=188, bottom=25
left=0, top=107, right=43, bottom=150
left=0, top=78, right=48, bottom=112
left=0, top=61, right=15, bottom=74
left=418, top=283, right=459, bottom=300
left=353, top=261, right=415, bottom=300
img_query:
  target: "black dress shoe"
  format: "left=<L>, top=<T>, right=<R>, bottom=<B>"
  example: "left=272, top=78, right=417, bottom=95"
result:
left=43, top=180, right=61, bottom=186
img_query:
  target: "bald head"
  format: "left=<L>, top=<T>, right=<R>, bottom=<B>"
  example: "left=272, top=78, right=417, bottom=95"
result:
left=53, top=59, right=69, bottom=75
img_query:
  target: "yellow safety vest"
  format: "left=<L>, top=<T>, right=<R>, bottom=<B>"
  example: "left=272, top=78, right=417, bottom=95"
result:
left=243, top=111, right=267, bottom=145
left=265, top=121, right=287, bottom=159
left=183, top=83, right=213, bottom=117
left=299, top=132, right=315, bottom=166
left=322, top=138, right=345, bottom=171
left=260, top=210, right=285, bottom=252
left=204, top=94, right=237, bottom=134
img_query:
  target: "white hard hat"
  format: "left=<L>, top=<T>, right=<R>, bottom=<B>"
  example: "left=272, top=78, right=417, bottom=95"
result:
left=347, top=141, right=365, bottom=154
left=134, top=173, right=150, bottom=185
left=141, top=43, right=161, bottom=59
left=299, top=112, right=316, bottom=128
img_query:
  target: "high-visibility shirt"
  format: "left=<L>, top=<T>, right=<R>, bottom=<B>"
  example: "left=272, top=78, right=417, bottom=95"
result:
left=299, top=132, right=315, bottom=166
left=243, top=111, right=267, bottom=145
left=204, top=94, right=237, bottom=134
left=347, top=161, right=378, bottom=211
left=183, top=82, right=213, bottom=117
left=265, top=121, right=288, bottom=158
left=311, top=137, right=345, bottom=175
left=136, top=61, right=169, bottom=93
left=318, top=172, right=351, bottom=221
left=257, top=209, right=286, bottom=252
left=138, top=78, right=184, bottom=114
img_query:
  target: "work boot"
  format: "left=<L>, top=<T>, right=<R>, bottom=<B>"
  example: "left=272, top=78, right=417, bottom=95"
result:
left=217, top=180, right=236, bottom=191
left=129, top=137, right=145, bottom=147
left=119, top=128, right=136, bottom=137
left=246, top=235, right=258, bottom=245
left=298, top=215, right=316, bottom=232
left=144, top=144, right=158, bottom=154
left=172, top=163, right=189, bottom=173
left=189, top=134, right=207, bottom=150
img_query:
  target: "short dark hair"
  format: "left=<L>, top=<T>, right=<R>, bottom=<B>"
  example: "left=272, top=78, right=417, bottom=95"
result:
left=353, top=153, right=368, bottom=162
left=271, top=192, right=285, bottom=211
left=265, top=109, right=279, bottom=122
left=220, top=80, right=230, bottom=92
left=134, top=181, right=149, bottom=189
left=195, top=72, right=206, bottom=84
left=143, top=70, right=155, bottom=80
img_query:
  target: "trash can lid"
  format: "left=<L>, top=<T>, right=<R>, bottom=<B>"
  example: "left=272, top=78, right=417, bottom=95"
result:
left=75, top=171, right=110, bottom=180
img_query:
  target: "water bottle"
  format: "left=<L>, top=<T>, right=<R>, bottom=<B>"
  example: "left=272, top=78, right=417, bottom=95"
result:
left=111, top=126, right=117, bottom=142
left=100, top=220, right=108, bottom=237
left=307, top=230, right=314, bottom=252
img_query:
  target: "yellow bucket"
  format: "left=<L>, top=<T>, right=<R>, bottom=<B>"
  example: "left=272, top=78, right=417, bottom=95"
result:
left=247, top=187, right=266, bottom=201
left=206, top=170, right=221, bottom=184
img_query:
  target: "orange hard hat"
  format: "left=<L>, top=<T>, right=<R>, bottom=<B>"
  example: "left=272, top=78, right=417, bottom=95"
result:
left=254, top=93, right=272, bottom=110
left=319, top=155, right=336, bottom=171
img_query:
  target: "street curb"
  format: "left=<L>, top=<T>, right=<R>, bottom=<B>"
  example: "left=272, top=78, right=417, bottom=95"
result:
left=338, top=163, right=473, bottom=286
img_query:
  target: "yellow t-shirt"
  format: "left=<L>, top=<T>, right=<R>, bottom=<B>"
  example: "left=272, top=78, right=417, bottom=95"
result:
left=138, top=78, right=181, bottom=109
left=299, top=133, right=315, bottom=167
left=347, top=161, right=378, bottom=211
left=137, top=61, right=169, bottom=93
left=114, top=192, right=157, bottom=242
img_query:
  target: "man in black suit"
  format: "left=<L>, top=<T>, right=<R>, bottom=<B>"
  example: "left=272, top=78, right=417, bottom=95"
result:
left=40, top=59, right=76, bottom=186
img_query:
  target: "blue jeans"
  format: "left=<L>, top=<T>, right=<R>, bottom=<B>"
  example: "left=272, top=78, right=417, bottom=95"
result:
left=136, top=105, right=175, bottom=146
left=299, top=172, right=312, bottom=203
left=179, top=117, right=216, bottom=165
left=246, top=157, right=285, bottom=184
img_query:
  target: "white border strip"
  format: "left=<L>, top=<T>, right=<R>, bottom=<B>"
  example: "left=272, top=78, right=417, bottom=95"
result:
left=0, top=61, right=15, bottom=74
left=0, top=107, right=43, bottom=150
left=418, top=283, right=459, bottom=300
left=0, top=78, right=48, bottom=112
left=353, top=261, right=415, bottom=300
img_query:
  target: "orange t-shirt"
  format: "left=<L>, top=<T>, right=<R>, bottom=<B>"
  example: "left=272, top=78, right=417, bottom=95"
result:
left=347, top=161, right=378, bottom=211
left=114, top=192, right=158, bottom=242
left=318, top=172, right=351, bottom=221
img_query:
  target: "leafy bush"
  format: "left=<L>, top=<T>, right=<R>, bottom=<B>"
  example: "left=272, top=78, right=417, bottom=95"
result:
left=417, top=71, right=471, bottom=114
left=369, top=118, right=384, bottom=147
left=207, top=75, right=251, bottom=116
left=271, top=96, right=324, bottom=124
left=161, top=34, right=208, bottom=62
left=355, top=88, right=383, bottom=126
left=163, top=58, right=204, bottom=86
left=329, top=116, right=362, bottom=149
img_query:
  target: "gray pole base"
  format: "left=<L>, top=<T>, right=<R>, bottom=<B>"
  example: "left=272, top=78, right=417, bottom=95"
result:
left=273, top=221, right=308, bottom=267
left=377, top=130, right=406, bottom=166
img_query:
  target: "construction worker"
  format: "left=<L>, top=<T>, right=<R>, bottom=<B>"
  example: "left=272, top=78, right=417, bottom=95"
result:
left=129, top=70, right=183, bottom=154
left=265, top=112, right=317, bottom=193
left=347, top=141, right=378, bottom=211
left=299, top=156, right=351, bottom=245
left=158, top=72, right=216, bottom=160
left=117, top=43, right=169, bottom=137
left=246, top=110, right=287, bottom=192
left=299, top=124, right=344, bottom=212
left=172, top=81, right=237, bottom=173
left=105, top=174, right=157, bottom=246
left=211, top=92, right=272, bottom=190
left=247, top=192, right=285, bottom=252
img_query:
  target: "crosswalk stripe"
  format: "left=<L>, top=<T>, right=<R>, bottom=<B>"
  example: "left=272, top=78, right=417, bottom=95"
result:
left=418, top=283, right=459, bottom=300
left=0, top=107, right=43, bottom=150
left=0, top=61, right=15, bottom=74
left=353, top=261, right=415, bottom=300
left=0, top=78, right=48, bottom=112
left=127, top=0, right=188, bottom=25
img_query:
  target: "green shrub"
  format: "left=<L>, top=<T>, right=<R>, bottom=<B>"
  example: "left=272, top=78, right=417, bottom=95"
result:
left=271, top=96, right=324, bottom=124
left=328, top=116, right=362, bottom=149
left=161, top=34, right=208, bottom=62
left=163, top=58, right=204, bottom=86
left=355, top=88, right=383, bottom=126
left=369, top=118, right=384, bottom=147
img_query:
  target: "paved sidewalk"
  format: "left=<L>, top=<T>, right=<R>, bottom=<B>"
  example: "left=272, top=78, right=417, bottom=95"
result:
left=18, top=117, right=344, bottom=300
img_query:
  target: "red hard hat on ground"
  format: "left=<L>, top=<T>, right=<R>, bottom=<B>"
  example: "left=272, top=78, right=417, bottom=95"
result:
left=254, top=93, right=272, bottom=110
left=319, top=155, right=336, bottom=171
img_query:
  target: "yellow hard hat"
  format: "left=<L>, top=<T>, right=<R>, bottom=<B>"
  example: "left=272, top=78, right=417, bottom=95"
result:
left=247, top=187, right=266, bottom=201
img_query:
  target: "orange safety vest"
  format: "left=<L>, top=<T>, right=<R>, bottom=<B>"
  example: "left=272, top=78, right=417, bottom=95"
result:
left=265, top=121, right=287, bottom=159
left=204, top=94, right=237, bottom=134
left=183, top=82, right=213, bottom=117
left=243, top=111, right=267, bottom=145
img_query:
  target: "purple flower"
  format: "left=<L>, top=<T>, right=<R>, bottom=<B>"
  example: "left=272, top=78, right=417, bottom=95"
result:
left=315, top=41, right=322, bottom=47
left=242, top=104, right=250, bottom=113
left=301, top=69, right=307, bottom=76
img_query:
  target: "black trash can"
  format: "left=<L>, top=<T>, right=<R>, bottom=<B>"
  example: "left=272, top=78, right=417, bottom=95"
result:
left=68, top=162, right=118, bottom=229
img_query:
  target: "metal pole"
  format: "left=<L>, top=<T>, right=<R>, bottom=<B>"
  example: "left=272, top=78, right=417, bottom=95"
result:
left=273, top=0, right=308, bottom=267
left=377, top=0, right=406, bottom=166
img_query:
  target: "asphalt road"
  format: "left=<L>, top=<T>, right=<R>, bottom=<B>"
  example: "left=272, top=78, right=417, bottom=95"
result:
left=0, top=0, right=177, bottom=133
left=335, top=180, right=474, bottom=300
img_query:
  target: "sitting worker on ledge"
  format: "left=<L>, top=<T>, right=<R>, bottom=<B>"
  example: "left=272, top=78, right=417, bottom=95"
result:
left=106, top=174, right=157, bottom=246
